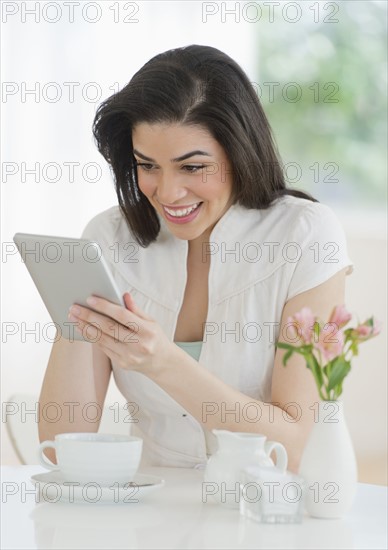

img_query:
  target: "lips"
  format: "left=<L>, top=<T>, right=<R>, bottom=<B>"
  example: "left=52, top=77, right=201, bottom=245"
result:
left=163, top=202, right=202, bottom=217
left=162, top=202, right=203, bottom=224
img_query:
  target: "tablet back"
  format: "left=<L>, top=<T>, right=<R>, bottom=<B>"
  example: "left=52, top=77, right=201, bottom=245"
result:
left=13, top=232, right=124, bottom=342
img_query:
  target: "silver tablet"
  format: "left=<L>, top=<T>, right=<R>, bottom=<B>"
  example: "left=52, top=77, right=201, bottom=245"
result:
left=13, top=232, right=125, bottom=342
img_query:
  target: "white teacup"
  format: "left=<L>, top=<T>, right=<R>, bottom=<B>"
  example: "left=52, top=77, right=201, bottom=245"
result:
left=38, top=433, right=143, bottom=485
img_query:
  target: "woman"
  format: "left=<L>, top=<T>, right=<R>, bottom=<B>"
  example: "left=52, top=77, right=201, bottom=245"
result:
left=39, top=45, right=354, bottom=472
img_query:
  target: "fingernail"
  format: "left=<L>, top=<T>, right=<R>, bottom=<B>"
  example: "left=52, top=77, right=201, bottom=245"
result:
left=69, top=305, right=81, bottom=315
left=86, top=296, right=97, bottom=306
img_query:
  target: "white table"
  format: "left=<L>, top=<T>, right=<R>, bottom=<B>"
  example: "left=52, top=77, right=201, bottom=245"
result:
left=1, top=466, right=387, bottom=550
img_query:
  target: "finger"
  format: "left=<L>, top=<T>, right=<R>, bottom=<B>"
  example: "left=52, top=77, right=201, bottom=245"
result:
left=84, top=295, right=147, bottom=326
left=97, top=339, right=123, bottom=366
left=123, top=292, right=153, bottom=321
left=82, top=294, right=153, bottom=325
left=68, top=305, right=116, bottom=340
left=72, top=317, right=106, bottom=342
left=70, top=308, right=140, bottom=345
left=96, top=334, right=139, bottom=371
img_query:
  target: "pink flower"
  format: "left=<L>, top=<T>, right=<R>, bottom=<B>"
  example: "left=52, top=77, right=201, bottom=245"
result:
left=355, top=318, right=382, bottom=340
left=329, top=304, right=352, bottom=330
left=356, top=324, right=371, bottom=337
left=372, top=318, right=383, bottom=336
left=314, top=323, right=345, bottom=363
left=286, top=307, right=316, bottom=344
left=277, top=304, right=382, bottom=401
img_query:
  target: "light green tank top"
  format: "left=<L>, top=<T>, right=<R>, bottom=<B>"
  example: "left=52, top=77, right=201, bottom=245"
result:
left=174, top=341, right=214, bottom=458
left=174, top=340, right=202, bottom=361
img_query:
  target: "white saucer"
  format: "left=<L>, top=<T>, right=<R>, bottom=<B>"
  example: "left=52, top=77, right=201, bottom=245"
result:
left=30, top=471, right=165, bottom=504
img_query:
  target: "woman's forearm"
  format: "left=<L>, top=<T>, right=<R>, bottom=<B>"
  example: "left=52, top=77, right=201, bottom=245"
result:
left=150, top=344, right=311, bottom=472
left=38, top=337, right=111, bottom=462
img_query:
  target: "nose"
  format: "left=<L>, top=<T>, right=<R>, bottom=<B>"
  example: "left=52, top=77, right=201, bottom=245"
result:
left=155, top=173, right=189, bottom=205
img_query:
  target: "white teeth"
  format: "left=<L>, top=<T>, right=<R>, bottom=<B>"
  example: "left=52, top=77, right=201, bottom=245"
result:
left=164, top=202, right=201, bottom=217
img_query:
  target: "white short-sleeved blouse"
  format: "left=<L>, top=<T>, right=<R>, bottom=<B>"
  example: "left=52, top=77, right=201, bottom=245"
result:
left=81, top=195, right=354, bottom=467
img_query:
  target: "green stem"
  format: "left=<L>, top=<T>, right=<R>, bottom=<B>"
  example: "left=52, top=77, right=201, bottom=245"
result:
left=316, top=348, right=330, bottom=399
left=344, top=343, right=354, bottom=363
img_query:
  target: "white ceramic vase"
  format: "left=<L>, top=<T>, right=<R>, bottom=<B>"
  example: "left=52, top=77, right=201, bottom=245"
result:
left=298, top=400, right=358, bottom=519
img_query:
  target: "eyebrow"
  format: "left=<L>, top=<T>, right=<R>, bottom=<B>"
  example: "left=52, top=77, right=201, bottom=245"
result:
left=133, top=149, right=212, bottom=163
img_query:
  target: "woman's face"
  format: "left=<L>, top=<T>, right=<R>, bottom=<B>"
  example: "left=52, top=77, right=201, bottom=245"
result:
left=132, top=122, right=234, bottom=244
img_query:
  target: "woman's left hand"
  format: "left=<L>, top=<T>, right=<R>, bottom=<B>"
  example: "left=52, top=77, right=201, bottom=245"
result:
left=68, top=292, right=174, bottom=376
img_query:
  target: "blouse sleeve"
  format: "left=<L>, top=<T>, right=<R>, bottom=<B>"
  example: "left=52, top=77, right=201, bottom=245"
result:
left=79, top=207, right=122, bottom=264
left=80, top=214, right=103, bottom=241
left=286, top=202, right=354, bottom=302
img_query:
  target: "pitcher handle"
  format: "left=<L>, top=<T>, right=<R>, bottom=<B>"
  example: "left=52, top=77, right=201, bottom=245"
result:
left=264, top=440, right=288, bottom=472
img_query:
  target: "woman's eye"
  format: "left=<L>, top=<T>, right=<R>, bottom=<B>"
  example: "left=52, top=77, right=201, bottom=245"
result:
left=182, top=165, right=205, bottom=173
left=135, top=163, right=205, bottom=173
left=136, top=163, right=155, bottom=172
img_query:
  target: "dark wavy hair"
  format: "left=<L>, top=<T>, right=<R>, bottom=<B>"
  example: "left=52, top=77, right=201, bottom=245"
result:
left=93, top=44, right=318, bottom=247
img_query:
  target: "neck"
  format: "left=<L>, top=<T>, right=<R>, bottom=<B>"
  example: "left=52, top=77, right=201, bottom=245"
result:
left=188, top=233, right=210, bottom=262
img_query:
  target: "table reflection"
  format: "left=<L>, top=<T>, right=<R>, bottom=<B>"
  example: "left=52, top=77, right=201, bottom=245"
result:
left=30, top=498, right=208, bottom=550
left=30, top=498, right=355, bottom=550
left=30, top=501, right=161, bottom=549
left=169, top=502, right=355, bottom=550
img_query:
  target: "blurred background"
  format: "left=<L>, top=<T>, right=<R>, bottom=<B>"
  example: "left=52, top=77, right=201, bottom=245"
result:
left=1, top=1, right=387, bottom=484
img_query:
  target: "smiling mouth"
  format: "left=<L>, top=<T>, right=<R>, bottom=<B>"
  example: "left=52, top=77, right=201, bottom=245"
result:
left=162, top=202, right=203, bottom=218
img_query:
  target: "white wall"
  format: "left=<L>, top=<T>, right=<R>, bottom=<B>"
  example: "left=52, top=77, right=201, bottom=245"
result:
left=338, top=212, right=387, bottom=468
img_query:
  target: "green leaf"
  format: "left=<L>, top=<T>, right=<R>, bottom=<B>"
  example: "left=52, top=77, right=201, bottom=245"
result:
left=299, top=344, right=314, bottom=354
left=305, top=354, right=324, bottom=390
left=274, top=341, right=297, bottom=366
left=333, top=381, right=343, bottom=400
left=350, top=342, right=359, bottom=357
left=275, top=342, right=294, bottom=351
left=282, top=348, right=293, bottom=366
left=323, top=362, right=332, bottom=380
left=313, top=321, right=321, bottom=343
left=327, top=357, right=351, bottom=392
left=335, top=379, right=345, bottom=399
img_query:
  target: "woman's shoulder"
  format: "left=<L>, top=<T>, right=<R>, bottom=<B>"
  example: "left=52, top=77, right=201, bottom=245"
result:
left=273, top=195, right=345, bottom=235
left=268, top=194, right=336, bottom=218
left=80, top=205, right=128, bottom=242
left=234, top=195, right=339, bottom=238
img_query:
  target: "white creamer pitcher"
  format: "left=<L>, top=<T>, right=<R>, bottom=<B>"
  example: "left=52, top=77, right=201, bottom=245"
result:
left=203, top=429, right=288, bottom=509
